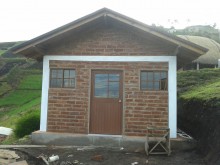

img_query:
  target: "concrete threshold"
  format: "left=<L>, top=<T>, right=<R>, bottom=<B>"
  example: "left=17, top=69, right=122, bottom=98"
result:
left=31, top=131, right=196, bottom=151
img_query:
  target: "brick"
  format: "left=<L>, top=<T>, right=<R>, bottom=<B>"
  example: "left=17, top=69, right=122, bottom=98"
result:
left=46, top=26, right=169, bottom=136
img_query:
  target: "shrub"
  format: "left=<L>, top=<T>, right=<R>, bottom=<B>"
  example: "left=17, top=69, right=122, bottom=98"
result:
left=14, top=110, right=40, bottom=138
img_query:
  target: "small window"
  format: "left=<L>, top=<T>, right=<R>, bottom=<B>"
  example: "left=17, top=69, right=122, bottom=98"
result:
left=50, top=69, right=75, bottom=88
left=140, top=71, right=168, bottom=91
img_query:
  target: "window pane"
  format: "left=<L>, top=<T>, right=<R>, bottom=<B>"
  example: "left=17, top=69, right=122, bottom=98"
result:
left=57, top=79, right=62, bottom=87
left=50, top=79, right=57, bottom=87
left=57, top=70, right=63, bottom=78
left=95, top=84, right=108, bottom=97
left=141, top=81, right=147, bottom=90
left=69, top=70, right=75, bottom=78
left=154, top=72, right=160, bottom=81
left=154, top=82, right=160, bottom=90
left=141, top=72, right=147, bottom=80
left=95, top=74, right=108, bottom=84
left=147, top=82, right=154, bottom=90
left=109, top=90, right=119, bottom=98
left=109, top=82, right=119, bottom=91
left=51, top=79, right=62, bottom=88
left=63, top=79, right=69, bottom=87
left=50, top=69, right=75, bottom=88
left=64, top=70, right=69, bottom=78
left=70, top=79, right=75, bottom=87
left=95, top=74, right=108, bottom=97
left=161, top=72, right=167, bottom=79
left=140, top=71, right=167, bottom=91
left=109, top=82, right=119, bottom=98
left=109, top=74, right=119, bottom=81
left=51, top=70, right=57, bottom=78
left=147, top=72, right=153, bottom=81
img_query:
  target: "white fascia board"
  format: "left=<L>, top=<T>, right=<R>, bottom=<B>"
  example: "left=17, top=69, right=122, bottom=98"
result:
left=40, top=55, right=177, bottom=138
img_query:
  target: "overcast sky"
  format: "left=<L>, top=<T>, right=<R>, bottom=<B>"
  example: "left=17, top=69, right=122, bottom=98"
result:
left=0, top=0, right=219, bottom=42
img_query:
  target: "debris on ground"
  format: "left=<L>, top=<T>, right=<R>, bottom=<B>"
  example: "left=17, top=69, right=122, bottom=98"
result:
left=0, top=146, right=206, bottom=165
left=73, top=160, right=79, bottom=164
left=37, top=154, right=60, bottom=164
left=0, top=127, right=13, bottom=142
left=67, top=154, right=74, bottom=158
left=91, top=154, right=104, bottom=161
left=0, top=149, right=20, bottom=165
left=48, top=155, right=59, bottom=162
left=0, top=127, right=13, bottom=136
left=76, top=146, right=95, bottom=151
left=177, top=129, right=193, bottom=139
left=37, top=154, right=49, bottom=165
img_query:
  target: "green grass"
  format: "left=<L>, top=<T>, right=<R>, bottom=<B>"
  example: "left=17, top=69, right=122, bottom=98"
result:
left=0, top=60, right=42, bottom=143
left=178, top=68, right=220, bottom=106
left=0, top=82, right=12, bottom=96
left=178, top=68, right=220, bottom=90
left=0, top=49, right=5, bottom=55
left=0, top=97, right=41, bottom=128
left=0, top=69, right=42, bottom=106
left=180, top=80, right=220, bottom=100
left=0, top=90, right=41, bottom=107
left=18, top=74, right=42, bottom=89
left=0, top=68, right=42, bottom=128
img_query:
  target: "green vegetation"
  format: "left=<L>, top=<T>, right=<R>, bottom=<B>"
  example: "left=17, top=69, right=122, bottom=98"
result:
left=181, top=81, right=220, bottom=100
left=0, top=49, right=5, bottom=55
left=178, top=68, right=220, bottom=104
left=0, top=98, right=41, bottom=128
left=18, top=74, right=42, bottom=89
left=14, top=110, right=40, bottom=138
left=0, top=90, right=41, bottom=107
left=0, top=82, right=12, bottom=96
left=0, top=41, right=24, bottom=56
left=0, top=42, right=42, bottom=143
left=0, top=64, right=42, bottom=142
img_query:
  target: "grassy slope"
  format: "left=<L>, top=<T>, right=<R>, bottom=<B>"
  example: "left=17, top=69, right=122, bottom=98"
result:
left=0, top=41, right=24, bottom=56
left=0, top=69, right=42, bottom=129
left=178, top=68, right=220, bottom=101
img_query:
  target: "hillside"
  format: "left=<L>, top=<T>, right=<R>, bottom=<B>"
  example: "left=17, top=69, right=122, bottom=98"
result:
left=174, top=25, right=220, bottom=44
left=0, top=46, right=42, bottom=135
left=0, top=41, right=24, bottom=56
left=178, top=68, right=220, bottom=164
left=178, top=68, right=220, bottom=100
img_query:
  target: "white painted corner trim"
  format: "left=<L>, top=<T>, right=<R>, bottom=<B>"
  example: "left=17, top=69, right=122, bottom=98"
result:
left=40, top=55, right=177, bottom=138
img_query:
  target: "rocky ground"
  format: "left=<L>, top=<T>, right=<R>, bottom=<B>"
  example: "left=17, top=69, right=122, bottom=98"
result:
left=1, top=146, right=206, bottom=165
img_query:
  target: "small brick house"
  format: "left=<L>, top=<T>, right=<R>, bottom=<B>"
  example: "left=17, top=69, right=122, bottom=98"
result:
left=12, top=8, right=207, bottom=143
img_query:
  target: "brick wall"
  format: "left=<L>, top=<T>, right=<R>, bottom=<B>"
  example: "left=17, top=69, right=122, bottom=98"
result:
left=47, top=25, right=175, bottom=56
left=46, top=25, right=171, bottom=136
left=47, top=61, right=168, bottom=136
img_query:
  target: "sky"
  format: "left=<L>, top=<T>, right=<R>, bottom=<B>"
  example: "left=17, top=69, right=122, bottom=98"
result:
left=0, top=0, right=220, bottom=42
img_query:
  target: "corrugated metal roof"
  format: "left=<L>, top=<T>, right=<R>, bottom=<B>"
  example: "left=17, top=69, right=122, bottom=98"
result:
left=178, top=35, right=220, bottom=65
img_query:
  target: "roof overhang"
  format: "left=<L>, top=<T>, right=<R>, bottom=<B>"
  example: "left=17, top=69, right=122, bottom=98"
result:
left=11, top=8, right=208, bottom=64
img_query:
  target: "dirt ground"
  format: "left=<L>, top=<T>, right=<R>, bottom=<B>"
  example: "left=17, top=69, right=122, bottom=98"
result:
left=11, top=146, right=206, bottom=165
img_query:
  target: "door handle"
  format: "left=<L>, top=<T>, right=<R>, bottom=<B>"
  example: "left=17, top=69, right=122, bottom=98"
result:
left=119, top=99, right=122, bottom=103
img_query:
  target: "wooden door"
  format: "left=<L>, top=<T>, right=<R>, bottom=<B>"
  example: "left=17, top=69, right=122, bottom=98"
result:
left=90, top=70, right=123, bottom=135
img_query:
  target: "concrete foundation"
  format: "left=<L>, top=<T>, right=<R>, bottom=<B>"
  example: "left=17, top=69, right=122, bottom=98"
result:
left=32, top=131, right=195, bottom=151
